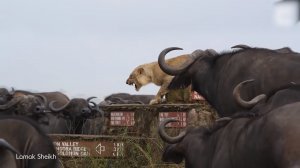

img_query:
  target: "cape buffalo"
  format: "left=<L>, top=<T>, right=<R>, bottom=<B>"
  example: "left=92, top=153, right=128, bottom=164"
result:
left=158, top=46, right=300, bottom=117
left=49, top=97, right=101, bottom=134
left=233, top=80, right=300, bottom=116
left=231, top=44, right=295, bottom=54
left=12, top=90, right=71, bottom=134
left=100, top=93, right=155, bottom=105
left=0, top=88, right=14, bottom=105
left=0, top=138, right=19, bottom=168
left=159, top=107, right=300, bottom=168
left=159, top=81, right=300, bottom=168
left=0, top=116, right=59, bottom=168
left=13, top=90, right=69, bottom=107
left=0, top=94, right=48, bottom=117
left=81, top=101, right=107, bottom=135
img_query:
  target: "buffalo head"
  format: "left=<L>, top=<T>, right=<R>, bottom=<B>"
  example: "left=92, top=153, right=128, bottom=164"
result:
left=0, top=94, right=48, bottom=116
left=158, top=47, right=217, bottom=91
left=49, top=97, right=100, bottom=119
left=0, top=88, right=14, bottom=105
left=159, top=118, right=208, bottom=167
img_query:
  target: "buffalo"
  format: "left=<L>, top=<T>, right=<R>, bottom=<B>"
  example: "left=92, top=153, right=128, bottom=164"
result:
left=12, top=90, right=71, bottom=134
left=159, top=109, right=300, bottom=167
left=100, top=93, right=155, bottom=105
left=13, top=90, right=70, bottom=107
left=159, top=80, right=300, bottom=168
left=0, top=88, right=14, bottom=105
left=231, top=44, right=295, bottom=54
left=158, top=46, right=300, bottom=117
left=0, top=138, right=19, bottom=168
left=0, top=116, right=59, bottom=168
left=233, top=80, right=300, bottom=116
left=0, top=94, right=48, bottom=117
left=48, top=97, right=102, bottom=134
left=81, top=102, right=107, bottom=135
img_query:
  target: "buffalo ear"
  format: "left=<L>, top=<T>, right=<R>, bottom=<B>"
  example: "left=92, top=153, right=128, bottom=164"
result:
left=162, top=144, right=184, bottom=164
left=168, top=75, right=191, bottom=90
left=137, top=67, right=144, bottom=75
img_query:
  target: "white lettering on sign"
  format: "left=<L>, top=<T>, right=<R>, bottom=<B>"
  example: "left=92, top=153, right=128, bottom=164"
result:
left=54, top=141, right=90, bottom=157
left=110, top=112, right=135, bottom=126
left=112, top=142, right=124, bottom=157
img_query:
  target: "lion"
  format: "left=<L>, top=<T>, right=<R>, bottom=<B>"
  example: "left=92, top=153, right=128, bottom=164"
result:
left=126, top=54, right=192, bottom=105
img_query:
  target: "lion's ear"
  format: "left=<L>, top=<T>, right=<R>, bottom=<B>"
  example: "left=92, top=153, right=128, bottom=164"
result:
left=137, top=67, right=144, bottom=74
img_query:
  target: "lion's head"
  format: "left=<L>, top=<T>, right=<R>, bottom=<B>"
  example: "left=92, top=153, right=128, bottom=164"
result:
left=126, top=65, right=152, bottom=91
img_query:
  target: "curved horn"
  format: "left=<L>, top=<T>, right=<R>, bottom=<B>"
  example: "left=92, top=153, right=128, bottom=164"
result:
left=87, top=96, right=97, bottom=102
left=233, top=79, right=266, bottom=108
left=158, top=47, right=194, bottom=75
left=0, top=97, right=22, bottom=110
left=35, top=94, right=48, bottom=106
left=0, top=138, right=19, bottom=154
left=158, top=118, right=186, bottom=144
left=10, top=87, right=15, bottom=95
left=49, top=101, right=69, bottom=112
left=87, top=96, right=98, bottom=110
left=89, top=102, right=104, bottom=117
left=231, top=44, right=251, bottom=49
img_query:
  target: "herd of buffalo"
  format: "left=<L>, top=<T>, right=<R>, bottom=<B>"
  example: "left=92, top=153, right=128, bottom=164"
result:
left=157, top=45, right=300, bottom=168
left=1, top=44, right=300, bottom=167
left=0, top=89, right=154, bottom=167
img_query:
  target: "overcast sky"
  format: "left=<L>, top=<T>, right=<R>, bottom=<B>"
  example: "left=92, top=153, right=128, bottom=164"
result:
left=0, top=0, right=299, bottom=100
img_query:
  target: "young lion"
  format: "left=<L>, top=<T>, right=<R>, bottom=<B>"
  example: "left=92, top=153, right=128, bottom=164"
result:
left=126, top=54, right=191, bottom=105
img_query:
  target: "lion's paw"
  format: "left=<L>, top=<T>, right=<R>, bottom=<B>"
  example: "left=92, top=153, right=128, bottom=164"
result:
left=149, top=99, right=160, bottom=105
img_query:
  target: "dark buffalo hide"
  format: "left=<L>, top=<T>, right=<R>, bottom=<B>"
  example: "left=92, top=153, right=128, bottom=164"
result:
left=0, top=95, right=47, bottom=117
left=0, top=116, right=59, bottom=168
left=49, top=97, right=100, bottom=134
left=0, top=88, right=14, bottom=105
left=159, top=102, right=300, bottom=168
left=13, top=90, right=70, bottom=134
left=158, top=46, right=300, bottom=117
left=160, top=81, right=300, bottom=168
left=100, top=93, right=155, bottom=105
left=232, top=80, right=300, bottom=118
left=0, top=138, right=19, bottom=168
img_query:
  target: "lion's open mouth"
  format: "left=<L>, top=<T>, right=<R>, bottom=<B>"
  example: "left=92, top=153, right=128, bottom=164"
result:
left=134, top=84, right=137, bottom=90
left=134, top=83, right=141, bottom=91
left=126, top=79, right=141, bottom=91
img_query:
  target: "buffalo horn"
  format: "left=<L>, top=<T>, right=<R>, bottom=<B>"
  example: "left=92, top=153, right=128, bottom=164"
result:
left=0, top=97, right=22, bottom=110
left=49, top=101, right=70, bottom=112
left=89, top=101, right=104, bottom=117
left=158, top=47, right=195, bottom=75
left=231, top=44, right=251, bottom=49
left=10, top=87, right=15, bottom=95
left=233, top=79, right=266, bottom=108
left=87, top=96, right=98, bottom=110
left=158, top=118, right=186, bottom=144
left=0, top=138, right=19, bottom=154
left=87, top=96, right=97, bottom=102
left=35, top=94, right=48, bottom=106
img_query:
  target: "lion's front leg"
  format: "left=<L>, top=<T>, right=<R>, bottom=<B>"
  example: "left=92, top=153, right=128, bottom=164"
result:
left=149, top=83, right=169, bottom=105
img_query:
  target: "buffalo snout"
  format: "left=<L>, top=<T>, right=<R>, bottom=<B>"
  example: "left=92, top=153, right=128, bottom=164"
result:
left=34, top=105, right=46, bottom=114
left=81, top=108, right=91, bottom=116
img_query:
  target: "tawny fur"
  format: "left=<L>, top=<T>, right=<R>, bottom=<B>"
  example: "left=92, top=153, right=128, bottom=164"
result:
left=126, top=55, right=191, bottom=105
